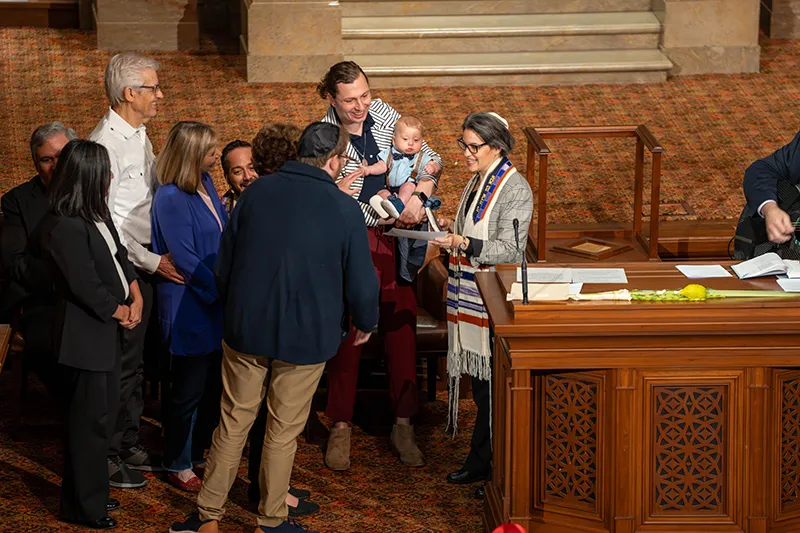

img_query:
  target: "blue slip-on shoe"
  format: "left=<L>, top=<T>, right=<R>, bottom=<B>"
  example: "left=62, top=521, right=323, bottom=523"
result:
left=169, top=512, right=217, bottom=533
left=258, top=518, right=319, bottom=533
left=382, top=196, right=405, bottom=219
left=424, top=195, right=442, bottom=210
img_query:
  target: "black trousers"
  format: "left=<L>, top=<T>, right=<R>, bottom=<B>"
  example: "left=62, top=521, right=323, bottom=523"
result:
left=462, top=375, right=492, bottom=476
left=60, top=345, right=121, bottom=522
left=108, top=271, right=153, bottom=457
left=20, top=304, right=60, bottom=394
left=162, top=352, right=222, bottom=470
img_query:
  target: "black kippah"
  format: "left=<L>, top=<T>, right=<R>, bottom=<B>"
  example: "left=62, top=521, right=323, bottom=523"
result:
left=298, top=122, right=340, bottom=158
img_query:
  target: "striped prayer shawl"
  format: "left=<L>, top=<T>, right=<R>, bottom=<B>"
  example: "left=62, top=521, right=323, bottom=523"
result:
left=321, top=99, right=442, bottom=226
left=446, top=157, right=516, bottom=432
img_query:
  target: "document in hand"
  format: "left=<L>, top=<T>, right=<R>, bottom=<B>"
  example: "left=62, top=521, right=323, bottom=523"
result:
left=731, top=253, right=800, bottom=279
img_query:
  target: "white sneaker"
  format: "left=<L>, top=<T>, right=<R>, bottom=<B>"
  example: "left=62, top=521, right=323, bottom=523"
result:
left=369, top=195, right=391, bottom=219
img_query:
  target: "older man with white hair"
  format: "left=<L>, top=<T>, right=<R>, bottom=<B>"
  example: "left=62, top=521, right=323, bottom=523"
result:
left=90, top=52, right=182, bottom=490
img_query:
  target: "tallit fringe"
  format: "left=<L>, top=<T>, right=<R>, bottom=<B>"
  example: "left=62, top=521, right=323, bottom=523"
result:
left=446, top=348, right=491, bottom=436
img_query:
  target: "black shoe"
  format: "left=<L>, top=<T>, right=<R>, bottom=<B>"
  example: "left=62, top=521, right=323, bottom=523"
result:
left=446, top=468, right=488, bottom=484
left=474, top=484, right=486, bottom=499
left=119, top=445, right=164, bottom=472
left=108, top=456, right=148, bottom=489
left=107, top=498, right=120, bottom=511
left=289, top=498, right=319, bottom=517
left=63, top=516, right=118, bottom=529
left=169, top=512, right=215, bottom=533
left=249, top=484, right=311, bottom=503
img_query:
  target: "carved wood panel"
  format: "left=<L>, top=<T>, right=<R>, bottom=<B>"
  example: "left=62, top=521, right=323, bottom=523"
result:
left=541, top=373, right=604, bottom=515
left=779, top=373, right=800, bottom=516
left=651, top=386, right=725, bottom=516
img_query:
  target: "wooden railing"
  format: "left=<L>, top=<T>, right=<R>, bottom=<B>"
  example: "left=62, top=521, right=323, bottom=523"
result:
left=523, top=125, right=664, bottom=262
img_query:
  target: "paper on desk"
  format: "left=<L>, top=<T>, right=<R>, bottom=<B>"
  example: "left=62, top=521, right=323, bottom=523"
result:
left=384, top=228, right=447, bottom=241
left=675, top=264, right=732, bottom=279
left=571, top=268, right=628, bottom=284
left=778, top=279, right=800, bottom=292
left=507, top=283, right=571, bottom=301
left=516, top=267, right=572, bottom=283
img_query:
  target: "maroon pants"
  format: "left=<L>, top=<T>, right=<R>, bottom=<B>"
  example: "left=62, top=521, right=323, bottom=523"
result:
left=326, top=227, right=418, bottom=422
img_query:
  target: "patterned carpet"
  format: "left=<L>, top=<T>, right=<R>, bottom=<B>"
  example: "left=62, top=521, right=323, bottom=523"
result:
left=2, top=28, right=800, bottom=224
left=2, top=26, right=800, bottom=533
left=0, top=368, right=482, bottom=533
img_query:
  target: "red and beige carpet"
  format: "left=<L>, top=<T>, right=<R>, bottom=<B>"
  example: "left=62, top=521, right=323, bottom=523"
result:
left=2, top=29, right=800, bottom=224
left=2, top=26, right=800, bottom=533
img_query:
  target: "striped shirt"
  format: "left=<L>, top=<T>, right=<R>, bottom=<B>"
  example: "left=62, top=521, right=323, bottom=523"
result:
left=322, top=99, right=443, bottom=226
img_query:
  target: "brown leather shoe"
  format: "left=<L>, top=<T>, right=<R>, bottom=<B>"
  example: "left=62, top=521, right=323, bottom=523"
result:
left=325, top=426, right=351, bottom=471
left=391, top=424, right=425, bottom=467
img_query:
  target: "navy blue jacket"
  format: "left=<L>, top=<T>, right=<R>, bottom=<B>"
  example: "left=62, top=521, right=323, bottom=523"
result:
left=743, top=130, right=800, bottom=216
left=214, top=161, right=379, bottom=365
left=151, top=173, right=228, bottom=356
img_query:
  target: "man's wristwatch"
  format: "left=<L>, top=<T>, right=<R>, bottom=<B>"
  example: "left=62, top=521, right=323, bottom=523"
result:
left=412, top=191, right=429, bottom=204
left=458, top=237, right=469, bottom=252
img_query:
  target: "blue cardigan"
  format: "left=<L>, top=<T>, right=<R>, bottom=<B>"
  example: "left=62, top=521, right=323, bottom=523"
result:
left=151, top=173, right=228, bottom=356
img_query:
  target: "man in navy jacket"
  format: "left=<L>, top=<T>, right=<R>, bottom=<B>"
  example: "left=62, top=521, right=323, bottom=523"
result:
left=172, top=122, right=378, bottom=533
left=743, top=130, right=800, bottom=244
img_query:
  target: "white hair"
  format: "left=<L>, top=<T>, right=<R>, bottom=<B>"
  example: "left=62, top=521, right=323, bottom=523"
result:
left=104, top=52, right=160, bottom=107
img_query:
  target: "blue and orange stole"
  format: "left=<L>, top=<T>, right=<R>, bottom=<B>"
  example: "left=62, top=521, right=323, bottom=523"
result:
left=446, top=157, right=516, bottom=430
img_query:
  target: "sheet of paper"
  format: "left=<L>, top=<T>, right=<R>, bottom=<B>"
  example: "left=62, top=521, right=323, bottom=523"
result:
left=516, top=267, right=572, bottom=284
left=778, top=278, right=800, bottom=292
left=569, top=283, right=583, bottom=295
left=785, top=260, right=800, bottom=279
left=507, top=283, right=571, bottom=301
left=384, top=228, right=447, bottom=241
left=675, top=264, right=732, bottom=279
left=571, top=268, right=628, bottom=284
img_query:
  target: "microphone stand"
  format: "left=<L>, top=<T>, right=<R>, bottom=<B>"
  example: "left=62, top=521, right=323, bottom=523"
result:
left=513, top=219, right=528, bottom=304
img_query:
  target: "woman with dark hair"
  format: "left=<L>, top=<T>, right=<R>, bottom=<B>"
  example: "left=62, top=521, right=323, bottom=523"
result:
left=433, top=112, right=533, bottom=495
left=318, top=60, right=443, bottom=471
left=37, top=139, right=142, bottom=529
left=152, top=121, right=227, bottom=492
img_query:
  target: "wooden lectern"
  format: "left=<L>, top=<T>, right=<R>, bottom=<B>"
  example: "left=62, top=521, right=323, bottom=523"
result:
left=477, top=262, right=800, bottom=533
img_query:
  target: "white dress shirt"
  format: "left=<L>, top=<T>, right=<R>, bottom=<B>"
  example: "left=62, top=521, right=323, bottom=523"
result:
left=90, top=108, right=161, bottom=273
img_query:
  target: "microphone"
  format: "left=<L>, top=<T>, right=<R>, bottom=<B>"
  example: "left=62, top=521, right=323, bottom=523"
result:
left=513, top=219, right=528, bottom=304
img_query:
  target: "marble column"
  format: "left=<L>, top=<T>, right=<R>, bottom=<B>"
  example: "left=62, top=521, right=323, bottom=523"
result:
left=93, top=0, right=199, bottom=51
left=243, top=0, right=343, bottom=83
left=654, top=0, right=760, bottom=75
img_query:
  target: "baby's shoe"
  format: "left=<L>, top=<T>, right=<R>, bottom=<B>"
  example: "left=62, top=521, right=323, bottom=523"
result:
left=369, top=195, right=392, bottom=219
left=382, top=196, right=405, bottom=219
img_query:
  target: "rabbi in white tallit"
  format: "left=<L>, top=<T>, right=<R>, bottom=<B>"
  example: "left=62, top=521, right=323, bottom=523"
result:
left=433, top=112, right=533, bottom=494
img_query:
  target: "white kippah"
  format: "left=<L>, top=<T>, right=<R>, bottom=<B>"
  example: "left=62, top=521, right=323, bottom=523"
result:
left=487, top=112, right=509, bottom=129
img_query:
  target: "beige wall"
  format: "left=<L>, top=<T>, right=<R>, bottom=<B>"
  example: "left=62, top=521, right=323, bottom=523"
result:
left=93, top=0, right=199, bottom=51
left=243, top=0, right=343, bottom=83
left=657, top=0, right=760, bottom=75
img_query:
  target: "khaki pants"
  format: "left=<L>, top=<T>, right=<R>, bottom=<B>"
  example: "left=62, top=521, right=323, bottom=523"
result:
left=197, top=341, right=325, bottom=527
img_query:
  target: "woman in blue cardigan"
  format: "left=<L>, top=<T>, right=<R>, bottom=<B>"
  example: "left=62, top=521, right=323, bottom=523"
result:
left=152, top=121, right=227, bottom=492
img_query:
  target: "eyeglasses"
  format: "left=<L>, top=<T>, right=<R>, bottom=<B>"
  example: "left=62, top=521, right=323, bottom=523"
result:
left=457, top=137, right=487, bottom=154
left=135, top=84, right=162, bottom=94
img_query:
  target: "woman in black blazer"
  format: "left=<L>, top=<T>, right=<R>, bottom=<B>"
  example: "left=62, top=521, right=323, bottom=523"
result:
left=36, top=140, right=143, bottom=530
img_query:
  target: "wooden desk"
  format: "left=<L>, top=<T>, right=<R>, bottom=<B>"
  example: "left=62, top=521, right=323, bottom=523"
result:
left=477, top=263, right=800, bottom=533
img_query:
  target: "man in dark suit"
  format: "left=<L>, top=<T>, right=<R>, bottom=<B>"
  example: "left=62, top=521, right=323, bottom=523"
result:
left=1, top=122, right=76, bottom=392
left=742, top=130, right=800, bottom=244
left=170, top=122, right=379, bottom=533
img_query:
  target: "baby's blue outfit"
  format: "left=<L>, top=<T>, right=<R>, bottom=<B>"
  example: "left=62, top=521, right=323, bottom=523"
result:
left=378, top=147, right=434, bottom=189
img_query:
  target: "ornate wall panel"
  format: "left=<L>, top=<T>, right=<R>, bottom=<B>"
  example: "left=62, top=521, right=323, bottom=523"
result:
left=776, top=371, right=800, bottom=523
left=541, top=372, right=605, bottom=516
left=651, top=386, right=725, bottom=516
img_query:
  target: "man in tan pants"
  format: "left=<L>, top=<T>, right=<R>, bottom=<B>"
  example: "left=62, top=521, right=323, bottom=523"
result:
left=169, top=122, right=379, bottom=533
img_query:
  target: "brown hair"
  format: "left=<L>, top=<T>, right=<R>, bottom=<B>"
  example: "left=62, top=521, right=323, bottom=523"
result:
left=317, top=61, right=369, bottom=100
left=297, top=125, right=350, bottom=168
left=251, top=123, right=302, bottom=176
left=156, top=121, right=217, bottom=194
left=394, top=115, right=424, bottom=137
